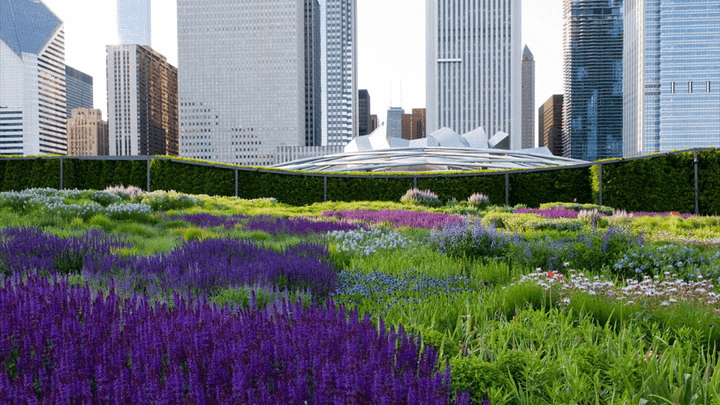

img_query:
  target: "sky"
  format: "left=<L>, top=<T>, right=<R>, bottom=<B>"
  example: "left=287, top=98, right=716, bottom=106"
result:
left=43, top=0, right=566, bottom=131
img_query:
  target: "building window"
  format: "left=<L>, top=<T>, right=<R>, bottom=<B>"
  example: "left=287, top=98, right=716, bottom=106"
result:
left=708, top=81, right=711, bottom=93
left=689, top=82, right=693, bottom=93
left=671, top=82, right=675, bottom=94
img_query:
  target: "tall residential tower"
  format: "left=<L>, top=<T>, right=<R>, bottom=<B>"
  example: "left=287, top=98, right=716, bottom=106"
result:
left=426, top=0, right=521, bottom=149
left=563, top=0, right=624, bottom=161
left=0, top=0, right=66, bottom=155
left=624, top=0, right=720, bottom=156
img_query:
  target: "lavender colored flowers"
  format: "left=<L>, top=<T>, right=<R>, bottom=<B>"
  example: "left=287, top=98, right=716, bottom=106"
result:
left=171, top=213, right=362, bottom=234
left=0, top=276, right=467, bottom=404
left=323, top=209, right=464, bottom=229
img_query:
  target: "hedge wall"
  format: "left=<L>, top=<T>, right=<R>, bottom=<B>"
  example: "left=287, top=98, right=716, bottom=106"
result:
left=698, top=151, right=720, bottom=215
left=151, top=159, right=234, bottom=196
left=1, top=159, right=61, bottom=191
left=62, top=159, right=147, bottom=190
left=600, top=152, right=696, bottom=214
left=1, top=150, right=719, bottom=213
left=509, top=166, right=592, bottom=207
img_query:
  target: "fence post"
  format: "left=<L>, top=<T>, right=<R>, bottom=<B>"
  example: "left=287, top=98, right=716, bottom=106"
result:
left=413, top=176, right=417, bottom=189
left=323, top=175, right=328, bottom=202
left=59, top=157, right=63, bottom=190
left=694, top=151, right=699, bottom=215
left=505, top=173, right=510, bottom=206
left=235, top=168, right=239, bottom=198
left=146, top=156, right=151, bottom=192
left=598, top=163, right=603, bottom=206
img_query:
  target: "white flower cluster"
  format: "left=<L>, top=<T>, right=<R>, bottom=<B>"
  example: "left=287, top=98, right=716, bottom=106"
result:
left=43, top=200, right=103, bottom=219
left=103, top=185, right=145, bottom=201
left=104, top=202, right=153, bottom=219
left=327, top=228, right=409, bottom=256
left=0, top=189, right=63, bottom=211
left=141, top=190, right=203, bottom=211
left=517, top=270, right=720, bottom=312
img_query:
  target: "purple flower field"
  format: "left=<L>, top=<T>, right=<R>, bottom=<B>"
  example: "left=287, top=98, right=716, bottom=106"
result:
left=323, top=209, right=464, bottom=229
left=171, top=213, right=362, bottom=234
left=0, top=276, right=468, bottom=404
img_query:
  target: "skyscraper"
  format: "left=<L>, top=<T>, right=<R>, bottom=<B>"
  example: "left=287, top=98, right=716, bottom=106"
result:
left=624, top=0, right=720, bottom=157
left=107, top=44, right=178, bottom=156
left=522, top=46, right=535, bottom=149
left=387, top=107, right=405, bottom=139
left=118, top=0, right=151, bottom=46
left=426, top=0, right=521, bottom=149
left=539, top=95, right=564, bottom=156
left=563, top=0, right=624, bottom=161
left=67, top=109, right=108, bottom=156
left=178, top=0, right=323, bottom=165
left=0, top=0, right=66, bottom=156
left=65, top=66, right=93, bottom=118
left=323, top=0, right=357, bottom=146
left=358, top=89, right=370, bottom=136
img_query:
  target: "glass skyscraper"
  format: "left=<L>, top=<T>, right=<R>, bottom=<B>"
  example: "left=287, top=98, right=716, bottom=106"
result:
left=65, top=66, right=93, bottom=118
left=0, top=0, right=66, bottom=155
left=426, top=0, right=522, bottom=149
left=624, top=0, right=720, bottom=156
left=117, top=0, right=151, bottom=46
left=563, top=0, right=624, bottom=161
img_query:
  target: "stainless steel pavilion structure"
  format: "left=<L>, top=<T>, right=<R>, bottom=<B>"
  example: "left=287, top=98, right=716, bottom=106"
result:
left=272, top=126, right=587, bottom=172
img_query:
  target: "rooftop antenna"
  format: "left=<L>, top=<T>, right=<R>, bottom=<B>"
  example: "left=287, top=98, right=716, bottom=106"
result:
left=390, top=81, right=393, bottom=107
left=400, top=79, right=403, bottom=108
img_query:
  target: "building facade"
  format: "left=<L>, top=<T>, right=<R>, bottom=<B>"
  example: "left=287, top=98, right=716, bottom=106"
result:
left=118, top=0, right=151, bottom=46
left=402, top=108, right=427, bottom=140
left=65, top=66, right=93, bottom=118
left=369, top=115, right=378, bottom=133
left=563, top=0, right=624, bottom=161
left=67, top=109, right=108, bottom=156
left=522, top=46, right=535, bottom=149
left=624, top=0, right=720, bottom=157
left=178, top=0, right=324, bottom=165
left=386, top=107, right=405, bottom=139
left=0, top=0, right=66, bottom=156
left=539, top=95, right=564, bottom=156
left=358, top=89, right=370, bottom=136
left=107, top=44, right=178, bottom=156
left=426, top=0, right=521, bottom=149
left=323, top=0, right=357, bottom=146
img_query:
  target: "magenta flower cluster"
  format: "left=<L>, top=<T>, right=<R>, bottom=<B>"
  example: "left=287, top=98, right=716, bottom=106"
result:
left=171, top=213, right=362, bottom=234
left=323, top=209, right=464, bottom=229
left=0, top=276, right=469, bottom=404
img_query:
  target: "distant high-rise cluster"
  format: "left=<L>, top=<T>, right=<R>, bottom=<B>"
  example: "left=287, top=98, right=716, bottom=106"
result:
left=624, top=0, right=720, bottom=157
left=118, top=0, right=151, bottom=46
left=562, top=0, right=624, bottom=161
left=0, top=0, right=66, bottom=156
left=427, top=0, right=521, bottom=149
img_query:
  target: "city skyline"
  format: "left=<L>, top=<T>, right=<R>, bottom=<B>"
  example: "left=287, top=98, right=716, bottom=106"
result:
left=40, top=0, right=566, bottom=131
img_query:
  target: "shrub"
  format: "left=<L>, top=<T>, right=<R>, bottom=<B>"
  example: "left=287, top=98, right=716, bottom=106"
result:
left=141, top=190, right=204, bottom=211
left=467, top=193, right=491, bottom=209
left=449, top=357, right=503, bottom=403
left=401, top=188, right=442, bottom=207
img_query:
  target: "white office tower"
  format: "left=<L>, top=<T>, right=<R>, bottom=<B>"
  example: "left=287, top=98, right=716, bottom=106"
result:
left=118, top=0, right=151, bottom=46
left=624, top=0, right=720, bottom=157
left=323, top=0, right=358, bottom=146
left=426, top=0, right=522, bottom=150
left=178, top=0, right=323, bottom=165
left=0, top=0, right=66, bottom=156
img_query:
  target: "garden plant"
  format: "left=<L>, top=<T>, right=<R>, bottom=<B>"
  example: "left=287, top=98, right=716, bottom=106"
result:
left=1, top=186, right=720, bottom=404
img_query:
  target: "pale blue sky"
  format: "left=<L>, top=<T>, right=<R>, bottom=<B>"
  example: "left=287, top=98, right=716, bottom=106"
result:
left=43, top=0, right=565, bottom=127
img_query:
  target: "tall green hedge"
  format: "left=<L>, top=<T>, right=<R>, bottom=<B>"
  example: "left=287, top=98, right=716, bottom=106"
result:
left=62, top=159, right=147, bottom=190
left=417, top=174, right=506, bottom=205
left=600, top=152, right=696, bottom=214
left=509, top=167, right=592, bottom=207
left=698, top=151, right=720, bottom=215
left=1, top=151, right=719, bottom=213
left=151, top=159, right=234, bottom=196
left=327, top=176, right=414, bottom=202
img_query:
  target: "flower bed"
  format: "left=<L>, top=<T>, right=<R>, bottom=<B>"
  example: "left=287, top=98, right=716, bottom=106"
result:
left=323, top=209, right=463, bottom=229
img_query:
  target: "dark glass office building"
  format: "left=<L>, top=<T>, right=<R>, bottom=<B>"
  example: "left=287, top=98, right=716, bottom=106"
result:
left=562, top=0, right=623, bottom=161
left=358, top=89, right=370, bottom=135
left=539, top=95, right=564, bottom=157
left=65, top=66, right=93, bottom=118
